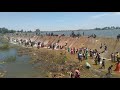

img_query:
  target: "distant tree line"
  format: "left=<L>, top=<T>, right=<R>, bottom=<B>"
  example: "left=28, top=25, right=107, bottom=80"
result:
left=94, top=26, right=120, bottom=30
left=0, top=27, right=41, bottom=35
left=0, top=27, right=16, bottom=34
left=0, top=27, right=26, bottom=34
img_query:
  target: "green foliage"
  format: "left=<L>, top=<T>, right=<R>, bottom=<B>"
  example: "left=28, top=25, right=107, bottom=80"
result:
left=0, top=27, right=16, bottom=34
left=0, top=44, right=9, bottom=50
left=4, top=56, right=16, bottom=63
left=94, top=26, right=120, bottom=30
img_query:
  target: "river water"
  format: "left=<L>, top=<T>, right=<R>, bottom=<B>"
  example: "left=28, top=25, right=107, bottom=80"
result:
left=0, top=42, right=44, bottom=78
left=41, top=29, right=120, bottom=38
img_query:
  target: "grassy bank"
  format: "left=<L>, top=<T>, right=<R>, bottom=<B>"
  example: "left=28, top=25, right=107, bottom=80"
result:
left=26, top=47, right=120, bottom=78
left=0, top=44, right=9, bottom=50
left=17, top=48, right=101, bottom=78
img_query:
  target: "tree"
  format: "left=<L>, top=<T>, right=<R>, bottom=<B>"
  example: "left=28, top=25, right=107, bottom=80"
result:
left=20, top=29, right=23, bottom=33
left=35, top=29, right=40, bottom=35
left=9, top=30, right=16, bottom=33
left=17, top=30, right=20, bottom=32
left=1, top=27, right=9, bottom=34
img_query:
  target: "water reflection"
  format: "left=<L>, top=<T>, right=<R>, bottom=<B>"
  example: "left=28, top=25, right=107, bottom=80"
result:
left=0, top=43, right=43, bottom=78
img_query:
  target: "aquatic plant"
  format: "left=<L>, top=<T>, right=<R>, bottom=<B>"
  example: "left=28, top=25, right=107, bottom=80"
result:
left=4, top=56, right=16, bottom=63
left=0, top=37, right=10, bottom=50
left=0, top=44, right=9, bottom=50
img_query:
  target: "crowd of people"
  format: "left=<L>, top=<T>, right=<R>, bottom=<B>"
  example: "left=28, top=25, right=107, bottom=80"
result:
left=9, top=35, right=120, bottom=78
left=67, top=46, right=105, bottom=65
left=111, top=52, right=120, bottom=62
left=67, top=42, right=120, bottom=78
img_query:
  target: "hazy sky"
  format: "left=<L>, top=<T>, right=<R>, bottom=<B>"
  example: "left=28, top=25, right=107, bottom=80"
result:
left=0, top=12, right=120, bottom=31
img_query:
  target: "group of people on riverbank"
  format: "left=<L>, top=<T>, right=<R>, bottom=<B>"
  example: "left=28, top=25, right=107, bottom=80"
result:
left=8, top=36, right=120, bottom=78
left=111, top=52, right=120, bottom=62
left=67, top=42, right=120, bottom=77
left=67, top=46, right=103, bottom=64
left=99, top=43, right=108, bottom=53
left=47, top=43, right=64, bottom=50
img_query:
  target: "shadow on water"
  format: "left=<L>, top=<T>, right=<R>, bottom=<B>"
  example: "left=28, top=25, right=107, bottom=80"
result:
left=0, top=42, right=44, bottom=78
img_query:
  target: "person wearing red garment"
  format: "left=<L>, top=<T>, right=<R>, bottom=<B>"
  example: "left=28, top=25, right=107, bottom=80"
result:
left=114, top=61, right=120, bottom=72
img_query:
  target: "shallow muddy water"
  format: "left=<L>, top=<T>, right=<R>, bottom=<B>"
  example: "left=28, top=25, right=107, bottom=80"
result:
left=0, top=42, right=45, bottom=78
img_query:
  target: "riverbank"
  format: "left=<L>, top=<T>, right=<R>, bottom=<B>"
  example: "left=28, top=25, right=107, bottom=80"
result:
left=16, top=47, right=120, bottom=78
left=3, top=35, right=120, bottom=78
left=17, top=47, right=98, bottom=78
left=6, top=35, right=120, bottom=58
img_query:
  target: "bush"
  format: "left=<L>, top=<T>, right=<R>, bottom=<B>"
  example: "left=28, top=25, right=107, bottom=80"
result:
left=0, top=44, right=9, bottom=50
left=4, top=56, right=16, bottom=63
